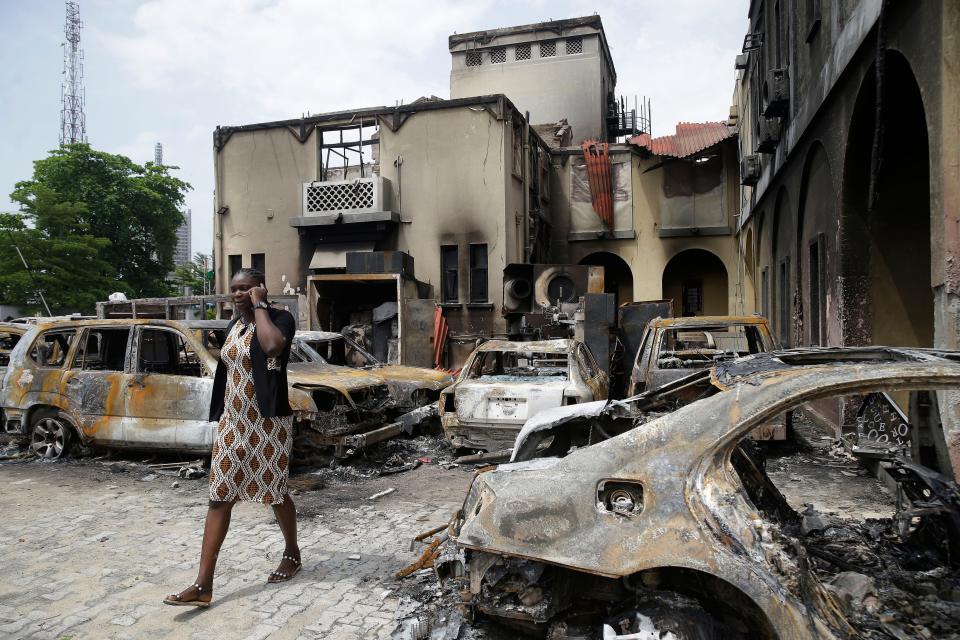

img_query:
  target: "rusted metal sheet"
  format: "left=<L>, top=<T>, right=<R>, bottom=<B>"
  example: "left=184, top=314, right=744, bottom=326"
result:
left=581, top=140, right=614, bottom=229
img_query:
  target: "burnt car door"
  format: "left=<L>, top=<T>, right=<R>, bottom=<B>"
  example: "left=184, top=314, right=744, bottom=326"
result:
left=127, top=325, right=214, bottom=450
left=62, top=326, right=131, bottom=445
left=575, top=343, right=609, bottom=400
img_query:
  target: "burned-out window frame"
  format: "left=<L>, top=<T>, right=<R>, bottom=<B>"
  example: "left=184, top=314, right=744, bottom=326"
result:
left=133, top=326, right=207, bottom=378
left=441, top=245, right=460, bottom=304
left=72, top=327, right=132, bottom=373
left=30, top=329, right=77, bottom=369
left=469, top=243, right=489, bottom=303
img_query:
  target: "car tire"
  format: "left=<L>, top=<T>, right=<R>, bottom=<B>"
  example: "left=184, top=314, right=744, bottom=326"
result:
left=29, top=412, right=73, bottom=460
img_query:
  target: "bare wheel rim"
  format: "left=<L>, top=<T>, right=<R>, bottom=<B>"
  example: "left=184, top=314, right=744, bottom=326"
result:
left=30, top=417, right=67, bottom=459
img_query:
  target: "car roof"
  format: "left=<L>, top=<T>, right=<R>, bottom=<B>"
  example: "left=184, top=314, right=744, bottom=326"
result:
left=711, top=346, right=960, bottom=388
left=476, top=339, right=574, bottom=353
left=23, top=318, right=198, bottom=331
left=652, top=315, right=769, bottom=328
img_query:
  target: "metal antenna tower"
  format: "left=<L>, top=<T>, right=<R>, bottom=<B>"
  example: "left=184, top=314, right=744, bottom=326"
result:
left=59, top=1, right=87, bottom=145
left=154, top=142, right=163, bottom=165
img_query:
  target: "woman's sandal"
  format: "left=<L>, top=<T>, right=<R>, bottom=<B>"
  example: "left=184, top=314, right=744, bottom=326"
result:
left=267, top=555, right=302, bottom=583
left=163, top=583, right=212, bottom=608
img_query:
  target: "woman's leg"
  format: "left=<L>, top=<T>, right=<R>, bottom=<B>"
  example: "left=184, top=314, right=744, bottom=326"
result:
left=268, top=494, right=301, bottom=581
left=167, top=500, right=235, bottom=602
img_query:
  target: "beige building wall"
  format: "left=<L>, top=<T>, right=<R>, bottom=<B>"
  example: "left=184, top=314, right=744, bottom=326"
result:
left=449, top=17, right=615, bottom=144
left=550, top=142, right=740, bottom=315
left=214, top=126, right=316, bottom=295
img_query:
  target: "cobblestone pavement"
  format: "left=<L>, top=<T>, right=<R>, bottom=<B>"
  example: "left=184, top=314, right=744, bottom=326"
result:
left=0, top=457, right=472, bottom=640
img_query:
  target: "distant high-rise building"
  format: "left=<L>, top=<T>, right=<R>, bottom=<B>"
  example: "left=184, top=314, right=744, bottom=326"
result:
left=175, top=208, right=192, bottom=267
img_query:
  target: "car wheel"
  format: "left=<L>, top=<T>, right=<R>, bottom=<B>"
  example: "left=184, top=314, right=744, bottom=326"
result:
left=29, top=413, right=73, bottom=460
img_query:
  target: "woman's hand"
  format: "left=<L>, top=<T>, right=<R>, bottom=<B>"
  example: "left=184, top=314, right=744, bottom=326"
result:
left=249, top=285, right=268, bottom=306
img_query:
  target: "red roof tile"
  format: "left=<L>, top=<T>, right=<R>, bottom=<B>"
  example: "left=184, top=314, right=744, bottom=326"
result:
left=629, top=122, right=735, bottom=158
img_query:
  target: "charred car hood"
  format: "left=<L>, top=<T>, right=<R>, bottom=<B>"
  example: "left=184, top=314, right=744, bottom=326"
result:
left=373, top=365, right=453, bottom=391
left=286, top=363, right=384, bottom=394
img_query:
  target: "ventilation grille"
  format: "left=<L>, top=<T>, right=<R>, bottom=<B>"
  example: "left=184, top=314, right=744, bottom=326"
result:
left=302, top=177, right=390, bottom=215
left=515, top=43, right=531, bottom=61
left=466, top=51, right=482, bottom=67
left=540, top=41, right=556, bottom=57
left=565, top=37, right=583, bottom=54
left=490, top=47, right=506, bottom=64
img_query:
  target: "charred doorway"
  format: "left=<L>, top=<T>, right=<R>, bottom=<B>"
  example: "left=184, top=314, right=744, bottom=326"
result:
left=662, top=249, right=729, bottom=317
left=841, top=51, right=932, bottom=349
left=578, top=252, right=633, bottom=307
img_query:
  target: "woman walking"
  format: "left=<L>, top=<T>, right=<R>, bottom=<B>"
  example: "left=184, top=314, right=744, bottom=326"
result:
left=164, top=268, right=301, bottom=607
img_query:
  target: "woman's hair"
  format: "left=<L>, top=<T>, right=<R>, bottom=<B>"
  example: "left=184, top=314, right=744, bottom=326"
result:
left=232, top=267, right=265, bottom=286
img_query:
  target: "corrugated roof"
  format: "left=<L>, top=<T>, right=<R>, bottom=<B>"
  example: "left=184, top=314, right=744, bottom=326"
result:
left=629, top=122, right=735, bottom=159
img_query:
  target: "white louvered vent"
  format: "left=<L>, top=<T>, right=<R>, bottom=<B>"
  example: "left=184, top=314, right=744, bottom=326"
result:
left=302, top=177, right=389, bottom=215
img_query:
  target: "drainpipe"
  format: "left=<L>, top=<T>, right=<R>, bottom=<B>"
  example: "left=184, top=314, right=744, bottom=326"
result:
left=523, top=110, right=531, bottom=262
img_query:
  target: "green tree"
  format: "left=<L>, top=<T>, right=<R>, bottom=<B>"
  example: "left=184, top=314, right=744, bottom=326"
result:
left=0, top=186, right=123, bottom=314
left=9, top=143, right=191, bottom=299
left=172, top=252, right=212, bottom=295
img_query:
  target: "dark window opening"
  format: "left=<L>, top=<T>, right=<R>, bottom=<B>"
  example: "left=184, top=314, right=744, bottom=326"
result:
left=761, top=267, right=770, bottom=320
left=809, top=237, right=824, bottom=346
left=75, top=328, right=130, bottom=372
left=778, top=257, right=791, bottom=346
left=682, top=280, right=703, bottom=317
left=469, top=244, right=488, bottom=303
left=441, top=245, right=459, bottom=303
left=228, top=254, right=242, bottom=278
left=138, top=329, right=203, bottom=377
left=251, top=253, right=265, bottom=277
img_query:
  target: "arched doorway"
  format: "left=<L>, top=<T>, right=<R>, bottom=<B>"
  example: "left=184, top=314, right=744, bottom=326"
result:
left=578, top=252, right=633, bottom=306
left=797, top=144, right=835, bottom=346
left=772, top=188, right=793, bottom=346
left=662, top=249, right=728, bottom=317
left=841, top=51, right=932, bottom=348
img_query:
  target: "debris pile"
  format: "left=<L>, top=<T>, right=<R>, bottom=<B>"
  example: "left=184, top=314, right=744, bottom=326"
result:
left=788, top=512, right=960, bottom=639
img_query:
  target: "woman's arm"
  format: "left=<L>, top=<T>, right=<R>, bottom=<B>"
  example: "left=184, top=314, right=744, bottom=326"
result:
left=249, top=286, right=288, bottom=357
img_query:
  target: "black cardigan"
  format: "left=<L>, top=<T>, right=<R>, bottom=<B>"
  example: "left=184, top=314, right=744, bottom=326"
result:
left=209, top=306, right=296, bottom=421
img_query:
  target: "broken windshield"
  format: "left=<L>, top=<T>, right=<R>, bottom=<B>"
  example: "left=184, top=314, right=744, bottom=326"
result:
left=657, top=324, right=768, bottom=369
left=467, top=350, right=568, bottom=380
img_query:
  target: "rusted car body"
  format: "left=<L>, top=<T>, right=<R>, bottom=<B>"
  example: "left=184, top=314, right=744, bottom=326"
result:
left=627, top=315, right=786, bottom=439
left=437, top=348, right=960, bottom=638
left=0, top=323, right=29, bottom=369
left=0, top=319, right=397, bottom=459
left=439, top=339, right=608, bottom=451
left=293, top=330, right=453, bottom=412
left=628, top=315, right=776, bottom=395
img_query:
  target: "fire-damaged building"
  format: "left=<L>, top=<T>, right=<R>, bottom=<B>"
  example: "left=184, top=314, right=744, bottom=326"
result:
left=211, top=15, right=744, bottom=369
left=730, top=0, right=960, bottom=476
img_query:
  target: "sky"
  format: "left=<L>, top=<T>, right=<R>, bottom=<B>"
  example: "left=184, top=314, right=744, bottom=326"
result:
left=0, top=0, right=748, bottom=258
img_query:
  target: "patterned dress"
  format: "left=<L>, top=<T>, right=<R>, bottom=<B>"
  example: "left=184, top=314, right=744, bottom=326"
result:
left=209, top=320, right=294, bottom=505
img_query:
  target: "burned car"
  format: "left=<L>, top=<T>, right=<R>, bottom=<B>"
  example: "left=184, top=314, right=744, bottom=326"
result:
left=428, top=348, right=960, bottom=639
left=0, top=322, right=29, bottom=368
left=0, top=319, right=394, bottom=460
left=440, top=339, right=608, bottom=452
left=627, top=315, right=786, bottom=440
left=628, top=315, right=776, bottom=395
left=293, top=330, right=453, bottom=412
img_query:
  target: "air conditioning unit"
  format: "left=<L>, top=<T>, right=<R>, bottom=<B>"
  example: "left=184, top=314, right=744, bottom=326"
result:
left=734, top=53, right=749, bottom=70
left=740, top=154, right=761, bottom=186
left=302, top=176, right=391, bottom=216
left=756, top=117, right=781, bottom=154
left=502, top=264, right=605, bottom=315
left=762, top=68, right=790, bottom=117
